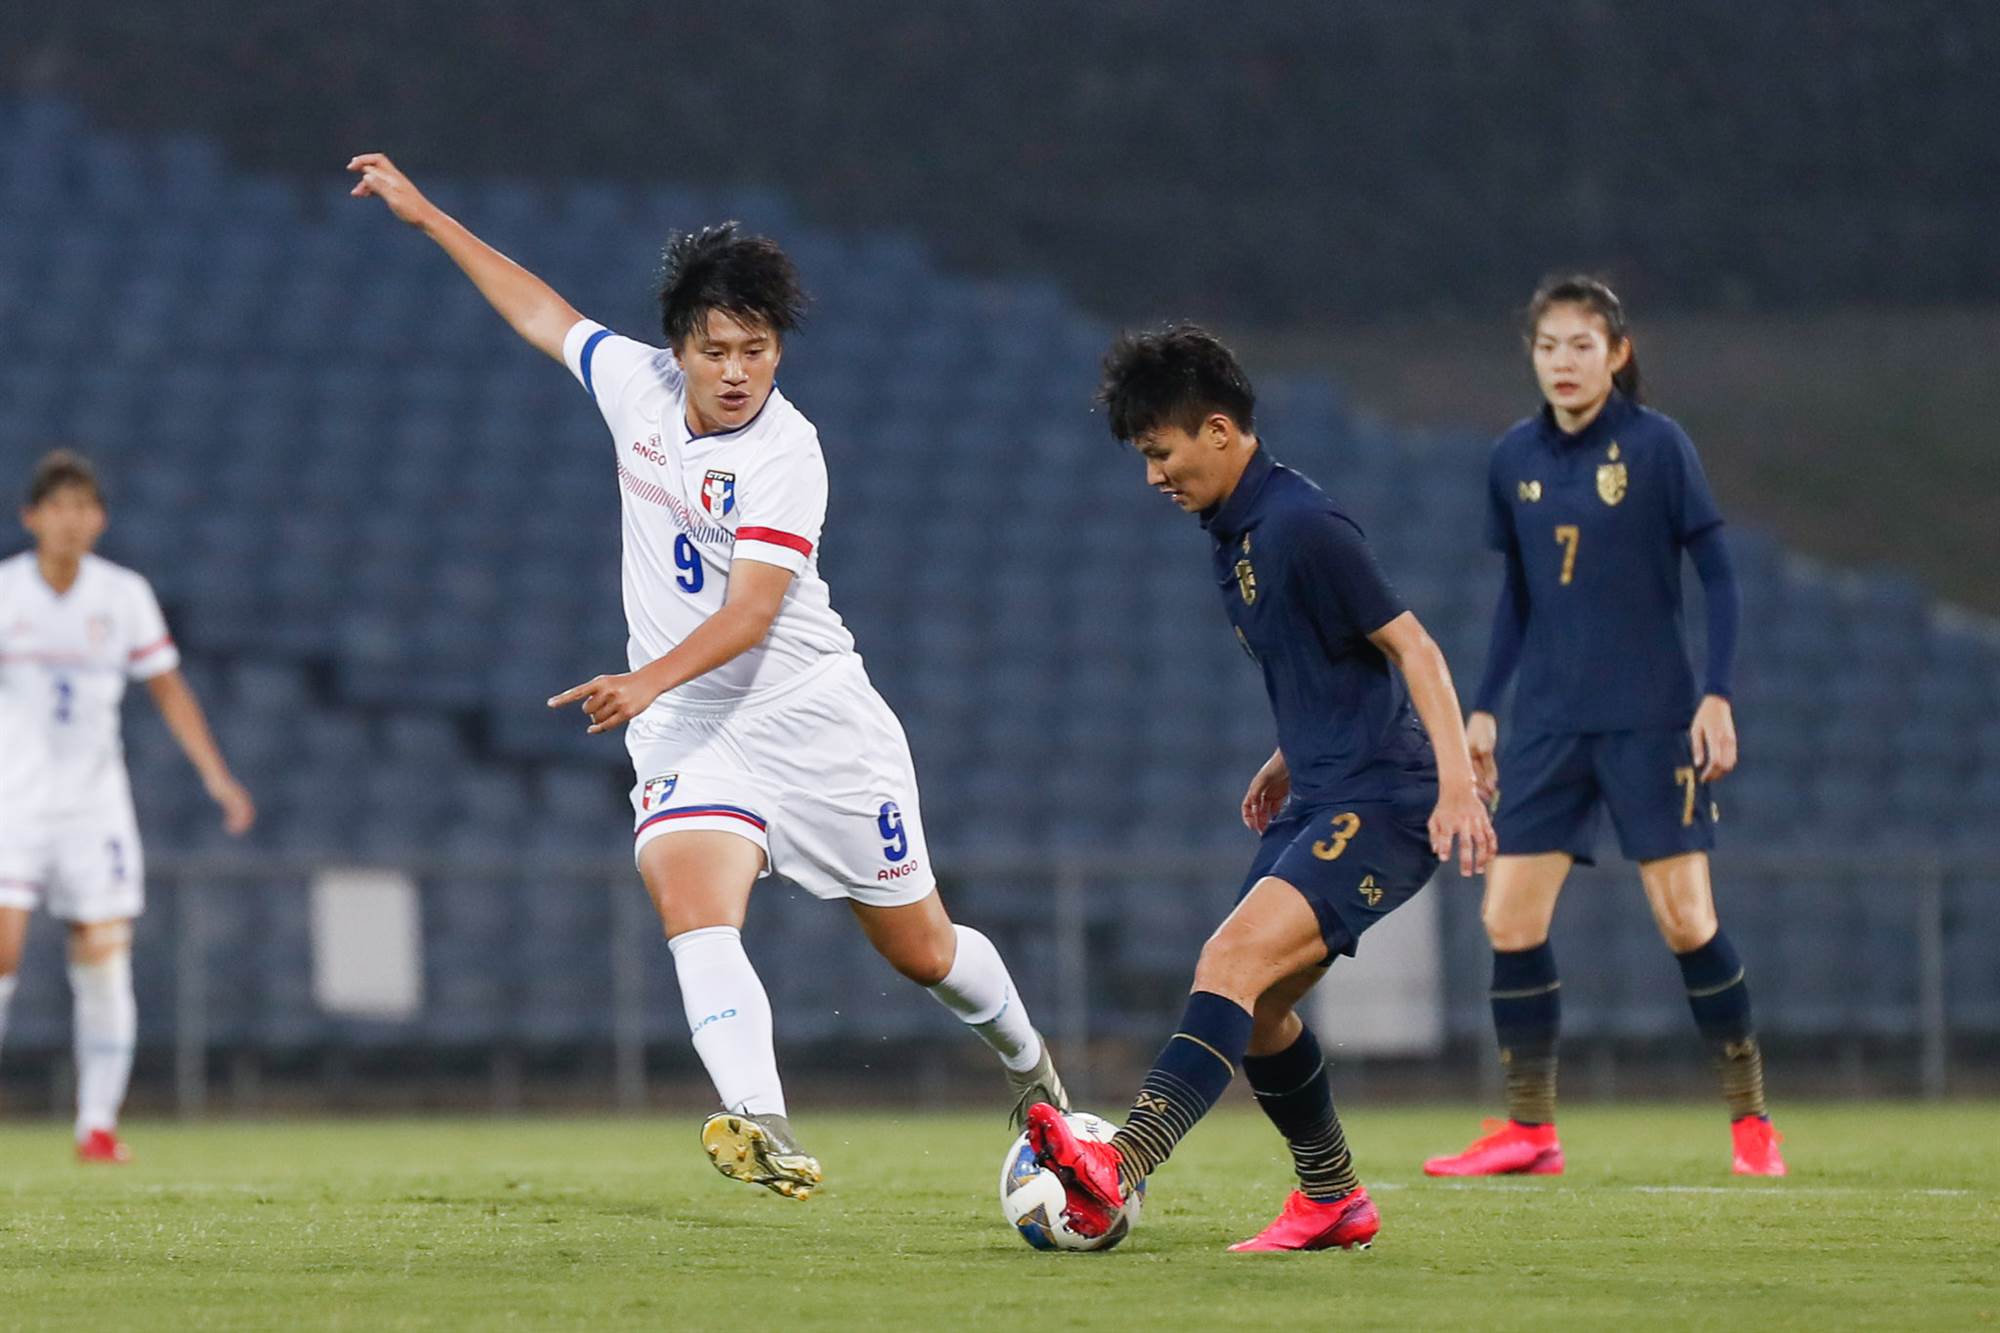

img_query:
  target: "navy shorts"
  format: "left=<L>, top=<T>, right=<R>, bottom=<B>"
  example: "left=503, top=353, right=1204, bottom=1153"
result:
left=1239, top=797, right=1441, bottom=959
left=1494, top=728, right=1716, bottom=866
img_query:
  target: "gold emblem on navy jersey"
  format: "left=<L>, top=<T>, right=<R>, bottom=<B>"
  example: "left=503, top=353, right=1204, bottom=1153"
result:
left=1234, top=534, right=1257, bottom=605
left=1596, top=441, right=1627, bottom=506
left=1518, top=480, right=1543, bottom=502
left=1358, top=874, right=1383, bottom=908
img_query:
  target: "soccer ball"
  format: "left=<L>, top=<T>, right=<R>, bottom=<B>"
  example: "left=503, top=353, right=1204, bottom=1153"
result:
left=998, top=1111, right=1145, bottom=1252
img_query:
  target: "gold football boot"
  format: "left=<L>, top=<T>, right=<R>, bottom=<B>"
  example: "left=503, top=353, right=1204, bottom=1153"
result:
left=1006, top=1034, right=1071, bottom=1130
left=700, top=1111, right=823, bottom=1200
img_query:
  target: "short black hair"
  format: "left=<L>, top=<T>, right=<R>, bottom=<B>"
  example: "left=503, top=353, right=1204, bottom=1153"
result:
left=657, top=222, right=808, bottom=349
left=1096, top=323, right=1257, bottom=443
left=25, top=449, right=103, bottom=508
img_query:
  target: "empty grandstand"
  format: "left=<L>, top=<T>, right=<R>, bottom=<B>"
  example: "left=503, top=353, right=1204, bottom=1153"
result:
left=0, top=97, right=1993, bottom=1102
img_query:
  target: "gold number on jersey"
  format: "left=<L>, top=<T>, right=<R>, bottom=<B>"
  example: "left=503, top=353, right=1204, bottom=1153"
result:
left=1554, top=525, right=1581, bottom=585
left=1673, top=766, right=1698, bottom=827
left=1312, top=812, right=1362, bottom=861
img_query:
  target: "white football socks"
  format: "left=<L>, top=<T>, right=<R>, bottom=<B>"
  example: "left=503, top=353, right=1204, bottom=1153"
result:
left=69, top=952, right=137, bottom=1140
left=927, top=925, right=1043, bottom=1074
left=0, top=972, right=17, bottom=1060
left=667, top=925, right=786, bottom=1118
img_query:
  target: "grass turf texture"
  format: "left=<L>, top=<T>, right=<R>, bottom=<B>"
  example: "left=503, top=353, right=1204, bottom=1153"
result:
left=1, top=1103, right=1994, bottom=1331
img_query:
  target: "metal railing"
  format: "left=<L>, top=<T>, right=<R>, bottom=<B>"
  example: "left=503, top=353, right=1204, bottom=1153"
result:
left=3, top=848, right=1990, bottom=1113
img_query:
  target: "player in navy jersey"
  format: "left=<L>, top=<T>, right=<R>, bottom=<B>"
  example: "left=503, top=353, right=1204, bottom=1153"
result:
left=1423, top=277, right=1785, bottom=1179
left=1026, top=325, right=1495, bottom=1252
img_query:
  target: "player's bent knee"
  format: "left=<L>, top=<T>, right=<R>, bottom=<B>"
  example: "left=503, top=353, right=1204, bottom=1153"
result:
left=1653, top=909, right=1717, bottom=954
left=1192, top=931, right=1282, bottom=1001
left=1480, top=903, right=1549, bottom=952
left=68, top=919, right=133, bottom=966
left=1638, top=856, right=1718, bottom=952
left=851, top=892, right=956, bottom=985
left=883, top=942, right=954, bottom=987
left=1484, top=922, right=1551, bottom=952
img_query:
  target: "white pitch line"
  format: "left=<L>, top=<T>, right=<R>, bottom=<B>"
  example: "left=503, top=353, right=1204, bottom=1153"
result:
left=1370, top=1181, right=1974, bottom=1198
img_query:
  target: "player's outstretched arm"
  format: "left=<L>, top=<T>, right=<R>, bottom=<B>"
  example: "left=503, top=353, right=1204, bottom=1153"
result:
left=1369, top=612, right=1495, bottom=877
left=145, top=671, right=256, bottom=836
left=547, top=560, right=795, bottom=734
left=347, top=153, right=582, bottom=361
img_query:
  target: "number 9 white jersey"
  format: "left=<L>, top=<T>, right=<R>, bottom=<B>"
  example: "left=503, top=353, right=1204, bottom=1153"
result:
left=561, top=319, right=858, bottom=717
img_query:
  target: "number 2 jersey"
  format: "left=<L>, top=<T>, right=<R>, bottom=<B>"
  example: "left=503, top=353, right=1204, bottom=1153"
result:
left=0, top=551, right=180, bottom=824
left=561, top=320, right=857, bottom=716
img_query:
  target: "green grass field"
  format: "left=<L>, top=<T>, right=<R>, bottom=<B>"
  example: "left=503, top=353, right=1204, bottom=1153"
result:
left=2, top=1103, right=1995, bottom=1331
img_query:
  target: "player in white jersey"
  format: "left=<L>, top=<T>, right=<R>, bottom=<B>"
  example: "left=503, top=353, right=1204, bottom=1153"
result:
left=350, top=153, right=1066, bottom=1198
left=0, top=451, right=255, bottom=1162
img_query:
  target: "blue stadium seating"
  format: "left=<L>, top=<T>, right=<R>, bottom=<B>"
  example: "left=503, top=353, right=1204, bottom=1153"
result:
left=2, top=98, right=1996, bottom=1061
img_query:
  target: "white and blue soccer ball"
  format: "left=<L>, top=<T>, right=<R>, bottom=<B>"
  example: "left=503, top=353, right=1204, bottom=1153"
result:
left=998, top=1111, right=1145, bottom=1252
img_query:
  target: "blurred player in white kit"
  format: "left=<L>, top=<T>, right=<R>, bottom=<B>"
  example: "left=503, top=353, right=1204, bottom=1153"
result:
left=0, top=451, right=255, bottom=1161
left=349, top=153, right=1066, bottom=1199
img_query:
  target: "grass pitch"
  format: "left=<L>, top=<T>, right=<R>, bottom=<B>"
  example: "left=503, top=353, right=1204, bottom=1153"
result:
left=1, top=1103, right=1994, bottom=1330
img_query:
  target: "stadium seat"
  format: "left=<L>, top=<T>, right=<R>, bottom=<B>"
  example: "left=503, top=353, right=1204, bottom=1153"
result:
left=5, top=98, right=1997, bottom=1061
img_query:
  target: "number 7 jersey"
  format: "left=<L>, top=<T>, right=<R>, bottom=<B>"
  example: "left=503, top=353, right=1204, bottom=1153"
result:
left=1484, top=392, right=1723, bottom=734
left=561, top=320, right=857, bottom=713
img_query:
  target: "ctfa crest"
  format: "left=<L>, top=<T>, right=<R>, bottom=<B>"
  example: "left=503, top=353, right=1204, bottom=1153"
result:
left=1234, top=533, right=1258, bottom=605
left=700, top=470, right=736, bottom=517
left=1596, top=442, right=1627, bottom=506
left=86, top=613, right=113, bottom=646
left=641, top=774, right=679, bottom=811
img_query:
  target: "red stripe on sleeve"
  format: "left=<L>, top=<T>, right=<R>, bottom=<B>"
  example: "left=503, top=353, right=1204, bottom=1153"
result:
left=129, top=635, right=175, bottom=660
left=735, top=526, right=813, bottom=557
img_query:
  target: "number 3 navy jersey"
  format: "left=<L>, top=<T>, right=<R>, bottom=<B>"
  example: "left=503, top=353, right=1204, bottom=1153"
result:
left=1485, top=391, right=1723, bottom=733
left=1203, top=448, right=1437, bottom=807
left=561, top=319, right=857, bottom=715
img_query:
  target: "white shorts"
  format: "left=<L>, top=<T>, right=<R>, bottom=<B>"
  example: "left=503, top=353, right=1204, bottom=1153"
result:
left=626, top=656, right=937, bottom=908
left=0, top=805, right=146, bottom=923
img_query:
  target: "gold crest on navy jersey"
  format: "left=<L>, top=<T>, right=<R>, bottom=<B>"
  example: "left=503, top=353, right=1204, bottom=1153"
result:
left=1234, top=533, right=1257, bottom=605
left=1597, top=441, right=1627, bottom=506
left=1518, top=480, right=1543, bottom=502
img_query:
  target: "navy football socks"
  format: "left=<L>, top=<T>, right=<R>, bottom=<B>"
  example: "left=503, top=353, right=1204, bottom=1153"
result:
left=1112, top=990, right=1253, bottom=1188
left=1242, top=1024, right=1360, bottom=1202
left=1676, top=930, right=1768, bottom=1120
left=1491, top=944, right=1562, bottom=1126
